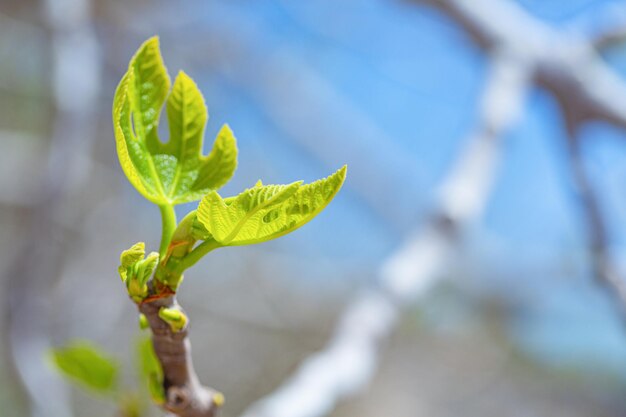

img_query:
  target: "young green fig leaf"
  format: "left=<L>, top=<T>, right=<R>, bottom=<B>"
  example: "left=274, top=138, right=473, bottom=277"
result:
left=137, top=252, right=159, bottom=285
left=196, top=165, right=347, bottom=246
left=113, top=37, right=238, bottom=206
left=118, top=243, right=159, bottom=301
left=119, top=242, right=145, bottom=282
left=50, top=340, right=119, bottom=394
left=120, top=242, right=146, bottom=268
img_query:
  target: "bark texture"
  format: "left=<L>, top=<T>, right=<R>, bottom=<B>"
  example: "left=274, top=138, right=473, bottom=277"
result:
left=139, top=295, right=220, bottom=417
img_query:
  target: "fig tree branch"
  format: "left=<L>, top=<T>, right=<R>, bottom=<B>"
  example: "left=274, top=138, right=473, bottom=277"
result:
left=139, top=294, right=222, bottom=417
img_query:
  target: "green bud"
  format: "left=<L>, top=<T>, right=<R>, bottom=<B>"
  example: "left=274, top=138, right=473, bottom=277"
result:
left=119, top=245, right=159, bottom=302
left=127, top=278, right=148, bottom=302
left=213, top=392, right=225, bottom=407
left=139, top=314, right=149, bottom=330
left=158, top=307, right=188, bottom=332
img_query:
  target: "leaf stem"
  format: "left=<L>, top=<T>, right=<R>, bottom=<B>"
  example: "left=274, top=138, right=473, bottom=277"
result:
left=175, top=239, right=221, bottom=273
left=159, top=204, right=177, bottom=258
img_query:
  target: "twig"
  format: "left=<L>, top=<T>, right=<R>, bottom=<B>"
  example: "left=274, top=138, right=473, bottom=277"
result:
left=565, top=131, right=626, bottom=318
left=589, top=4, right=626, bottom=50
left=139, top=296, right=221, bottom=417
left=422, top=0, right=626, bottom=318
left=593, top=26, right=626, bottom=50
left=422, top=0, right=626, bottom=130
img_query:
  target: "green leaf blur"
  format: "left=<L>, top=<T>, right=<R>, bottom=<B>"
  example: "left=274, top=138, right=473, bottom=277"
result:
left=137, top=337, right=165, bottom=404
left=50, top=341, right=119, bottom=394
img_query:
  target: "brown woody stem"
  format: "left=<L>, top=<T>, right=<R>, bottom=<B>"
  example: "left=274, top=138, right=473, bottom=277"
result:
left=138, top=295, right=221, bottom=417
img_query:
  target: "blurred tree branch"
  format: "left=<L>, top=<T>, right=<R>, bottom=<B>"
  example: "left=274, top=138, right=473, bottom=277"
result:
left=239, top=44, right=529, bottom=417
left=419, top=0, right=626, bottom=321
left=237, top=0, right=626, bottom=416
left=590, top=5, right=626, bottom=50
left=593, top=26, right=626, bottom=50
left=566, top=130, right=626, bottom=317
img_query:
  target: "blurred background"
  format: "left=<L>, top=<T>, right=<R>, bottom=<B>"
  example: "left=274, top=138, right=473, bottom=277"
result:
left=3, top=0, right=626, bottom=416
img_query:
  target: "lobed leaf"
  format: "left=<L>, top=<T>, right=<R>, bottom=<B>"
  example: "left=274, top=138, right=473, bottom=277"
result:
left=196, top=166, right=346, bottom=246
left=50, top=341, right=119, bottom=394
left=112, top=37, right=238, bottom=206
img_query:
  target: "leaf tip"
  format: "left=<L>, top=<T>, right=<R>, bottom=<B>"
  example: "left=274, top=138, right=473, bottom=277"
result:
left=141, top=35, right=160, bottom=51
left=337, top=165, right=347, bottom=186
left=174, top=69, right=194, bottom=86
left=324, top=165, right=347, bottom=190
left=332, top=165, right=347, bottom=182
left=218, top=123, right=236, bottom=143
left=120, top=242, right=146, bottom=267
left=130, top=35, right=167, bottom=75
